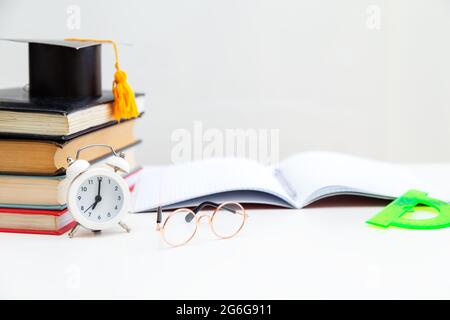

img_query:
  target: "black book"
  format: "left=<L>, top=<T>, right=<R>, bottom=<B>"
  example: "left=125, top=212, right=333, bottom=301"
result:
left=0, top=88, right=145, bottom=140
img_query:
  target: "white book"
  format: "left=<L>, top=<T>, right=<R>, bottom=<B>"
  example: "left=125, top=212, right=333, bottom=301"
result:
left=131, top=151, right=448, bottom=212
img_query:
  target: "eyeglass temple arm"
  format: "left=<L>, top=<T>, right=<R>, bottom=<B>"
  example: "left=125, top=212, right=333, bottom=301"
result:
left=156, top=206, right=162, bottom=230
left=185, top=201, right=237, bottom=223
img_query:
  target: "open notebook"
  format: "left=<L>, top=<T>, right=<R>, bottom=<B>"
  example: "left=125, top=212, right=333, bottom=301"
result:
left=131, top=151, right=448, bottom=212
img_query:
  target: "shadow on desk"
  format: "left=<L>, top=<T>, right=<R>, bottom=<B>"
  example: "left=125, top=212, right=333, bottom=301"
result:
left=305, top=195, right=389, bottom=208
left=240, top=196, right=389, bottom=211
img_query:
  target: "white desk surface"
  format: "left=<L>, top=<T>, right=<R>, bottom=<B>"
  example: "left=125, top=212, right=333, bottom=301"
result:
left=1, top=197, right=449, bottom=299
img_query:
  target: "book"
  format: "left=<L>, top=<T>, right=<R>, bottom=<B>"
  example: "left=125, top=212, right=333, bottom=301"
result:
left=0, top=207, right=75, bottom=235
left=0, top=118, right=139, bottom=175
left=0, top=88, right=145, bottom=139
left=131, top=151, right=444, bottom=212
left=0, top=164, right=142, bottom=235
left=0, top=149, right=142, bottom=210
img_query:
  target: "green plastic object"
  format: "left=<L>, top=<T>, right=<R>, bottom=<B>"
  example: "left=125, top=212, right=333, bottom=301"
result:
left=366, top=189, right=450, bottom=230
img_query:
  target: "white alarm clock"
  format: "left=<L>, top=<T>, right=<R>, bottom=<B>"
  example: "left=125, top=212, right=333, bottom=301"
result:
left=62, top=144, right=131, bottom=237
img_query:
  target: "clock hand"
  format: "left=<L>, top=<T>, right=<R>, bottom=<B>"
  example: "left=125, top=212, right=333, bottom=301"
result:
left=97, top=177, right=102, bottom=197
left=92, top=197, right=100, bottom=210
left=91, top=199, right=99, bottom=210
left=84, top=201, right=97, bottom=213
left=91, top=178, right=103, bottom=210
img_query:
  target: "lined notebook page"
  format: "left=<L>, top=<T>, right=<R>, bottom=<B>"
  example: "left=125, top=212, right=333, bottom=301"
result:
left=131, top=158, right=292, bottom=212
left=276, top=151, right=435, bottom=207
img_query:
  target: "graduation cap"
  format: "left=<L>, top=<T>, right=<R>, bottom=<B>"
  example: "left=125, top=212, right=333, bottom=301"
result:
left=2, top=38, right=139, bottom=120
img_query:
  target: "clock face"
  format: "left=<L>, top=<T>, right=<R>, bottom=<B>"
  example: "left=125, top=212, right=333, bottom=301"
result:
left=75, top=174, right=125, bottom=223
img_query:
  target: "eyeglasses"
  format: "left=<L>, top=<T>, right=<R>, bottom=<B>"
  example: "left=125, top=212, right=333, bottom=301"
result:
left=156, top=201, right=248, bottom=247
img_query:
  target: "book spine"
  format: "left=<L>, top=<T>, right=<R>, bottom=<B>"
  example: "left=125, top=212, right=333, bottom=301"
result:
left=0, top=221, right=76, bottom=236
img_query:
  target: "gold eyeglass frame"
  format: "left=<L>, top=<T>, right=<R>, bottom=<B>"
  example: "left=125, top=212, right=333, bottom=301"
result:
left=156, top=202, right=249, bottom=247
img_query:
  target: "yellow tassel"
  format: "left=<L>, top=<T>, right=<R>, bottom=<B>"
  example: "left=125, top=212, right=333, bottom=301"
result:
left=64, top=37, right=139, bottom=121
left=113, top=69, right=139, bottom=120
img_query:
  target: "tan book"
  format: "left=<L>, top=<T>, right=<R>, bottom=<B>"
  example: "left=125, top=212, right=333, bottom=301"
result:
left=0, top=148, right=141, bottom=208
left=0, top=119, right=139, bottom=175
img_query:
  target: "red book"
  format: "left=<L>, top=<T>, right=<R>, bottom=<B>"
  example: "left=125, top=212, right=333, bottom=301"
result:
left=0, top=207, right=75, bottom=235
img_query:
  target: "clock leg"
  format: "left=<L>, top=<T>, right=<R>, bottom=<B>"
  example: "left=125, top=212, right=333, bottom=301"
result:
left=118, top=221, right=131, bottom=233
left=68, top=223, right=80, bottom=238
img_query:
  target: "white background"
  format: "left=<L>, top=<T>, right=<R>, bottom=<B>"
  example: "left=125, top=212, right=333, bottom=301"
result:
left=1, top=1, right=450, bottom=300
left=1, top=0, right=450, bottom=165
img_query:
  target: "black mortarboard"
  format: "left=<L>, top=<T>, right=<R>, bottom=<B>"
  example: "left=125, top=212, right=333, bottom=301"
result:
left=4, top=39, right=101, bottom=98
left=2, top=38, right=139, bottom=120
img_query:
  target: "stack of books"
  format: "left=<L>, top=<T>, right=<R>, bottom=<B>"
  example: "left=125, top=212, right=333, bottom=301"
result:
left=0, top=88, right=145, bottom=235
